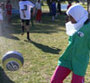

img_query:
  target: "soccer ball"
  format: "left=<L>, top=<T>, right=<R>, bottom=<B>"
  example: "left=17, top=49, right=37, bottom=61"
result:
left=2, top=51, right=24, bottom=71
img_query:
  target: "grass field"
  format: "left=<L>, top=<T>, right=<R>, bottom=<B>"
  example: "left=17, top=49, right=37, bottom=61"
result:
left=0, top=6, right=90, bottom=83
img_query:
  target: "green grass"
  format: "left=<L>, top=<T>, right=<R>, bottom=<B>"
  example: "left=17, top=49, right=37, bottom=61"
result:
left=0, top=10, right=90, bottom=83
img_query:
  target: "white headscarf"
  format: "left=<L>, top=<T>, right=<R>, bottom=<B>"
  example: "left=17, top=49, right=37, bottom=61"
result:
left=66, top=4, right=88, bottom=36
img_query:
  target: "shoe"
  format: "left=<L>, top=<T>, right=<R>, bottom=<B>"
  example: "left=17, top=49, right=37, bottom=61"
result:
left=27, top=38, right=32, bottom=42
left=21, top=32, right=24, bottom=35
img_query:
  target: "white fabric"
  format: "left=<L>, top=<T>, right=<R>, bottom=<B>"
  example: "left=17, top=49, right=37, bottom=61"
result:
left=66, top=4, right=88, bottom=22
left=66, top=4, right=88, bottom=36
left=0, top=8, right=3, bottom=20
left=19, top=1, right=35, bottom=20
left=35, top=2, right=41, bottom=10
left=66, top=21, right=83, bottom=36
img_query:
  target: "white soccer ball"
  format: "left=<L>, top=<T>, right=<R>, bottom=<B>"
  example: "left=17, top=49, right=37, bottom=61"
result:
left=2, top=51, right=24, bottom=71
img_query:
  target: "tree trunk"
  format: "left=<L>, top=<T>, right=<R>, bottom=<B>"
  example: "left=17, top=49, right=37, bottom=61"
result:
left=47, top=0, right=52, bottom=15
left=57, top=1, right=62, bottom=14
left=87, top=0, right=90, bottom=19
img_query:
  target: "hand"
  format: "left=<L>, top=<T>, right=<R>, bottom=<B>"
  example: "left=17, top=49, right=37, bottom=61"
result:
left=32, top=7, right=35, bottom=17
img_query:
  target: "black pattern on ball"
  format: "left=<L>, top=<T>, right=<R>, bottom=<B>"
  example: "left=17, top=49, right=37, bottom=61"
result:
left=6, top=61, right=19, bottom=71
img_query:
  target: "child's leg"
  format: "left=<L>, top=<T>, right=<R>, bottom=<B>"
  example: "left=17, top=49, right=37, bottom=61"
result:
left=36, top=10, right=39, bottom=22
left=52, top=16, right=55, bottom=21
left=38, top=10, right=42, bottom=22
left=31, top=15, right=34, bottom=26
left=25, top=25, right=30, bottom=40
left=71, top=73, right=84, bottom=83
left=21, top=20, right=25, bottom=35
left=25, top=20, right=30, bottom=40
left=51, top=66, right=71, bottom=83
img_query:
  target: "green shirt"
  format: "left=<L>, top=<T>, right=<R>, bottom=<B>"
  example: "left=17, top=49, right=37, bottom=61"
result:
left=58, top=23, right=90, bottom=76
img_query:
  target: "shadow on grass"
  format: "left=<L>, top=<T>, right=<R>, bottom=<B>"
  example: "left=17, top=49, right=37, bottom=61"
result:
left=30, top=24, right=65, bottom=34
left=41, top=13, right=66, bottom=26
left=0, top=13, right=66, bottom=40
left=11, top=13, right=66, bottom=34
left=0, top=24, right=20, bottom=40
left=25, top=40, right=61, bottom=54
left=30, top=13, right=66, bottom=34
left=0, top=67, right=14, bottom=83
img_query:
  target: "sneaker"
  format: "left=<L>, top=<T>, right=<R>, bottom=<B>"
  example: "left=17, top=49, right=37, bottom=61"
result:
left=21, top=32, right=24, bottom=35
left=27, top=38, right=32, bottom=42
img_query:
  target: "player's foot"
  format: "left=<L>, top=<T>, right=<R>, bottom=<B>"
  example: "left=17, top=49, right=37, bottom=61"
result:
left=21, top=32, right=24, bottom=35
left=27, top=38, right=32, bottom=42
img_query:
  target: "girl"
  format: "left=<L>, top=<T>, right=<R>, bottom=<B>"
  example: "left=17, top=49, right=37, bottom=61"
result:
left=19, top=0, right=35, bottom=41
left=6, top=0, right=12, bottom=23
left=51, top=4, right=90, bottom=83
left=35, top=0, right=42, bottom=23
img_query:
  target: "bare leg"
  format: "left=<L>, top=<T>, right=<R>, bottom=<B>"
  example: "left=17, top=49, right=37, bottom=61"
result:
left=25, top=25, right=30, bottom=40
left=21, top=22, right=25, bottom=35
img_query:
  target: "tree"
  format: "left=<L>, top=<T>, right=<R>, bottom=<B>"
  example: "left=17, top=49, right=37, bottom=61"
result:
left=87, top=0, right=90, bottom=19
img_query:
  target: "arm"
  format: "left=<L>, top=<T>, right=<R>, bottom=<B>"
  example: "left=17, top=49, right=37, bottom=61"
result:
left=29, top=1, right=35, bottom=16
left=19, top=1, right=26, bottom=18
left=21, top=9, right=26, bottom=18
left=32, top=7, right=35, bottom=16
left=21, top=5, right=26, bottom=18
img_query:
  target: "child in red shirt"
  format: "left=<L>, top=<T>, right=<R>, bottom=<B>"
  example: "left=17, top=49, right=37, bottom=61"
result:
left=35, top=0, right=42, bottom=23
left=6, top=0, right=12, bottom=22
